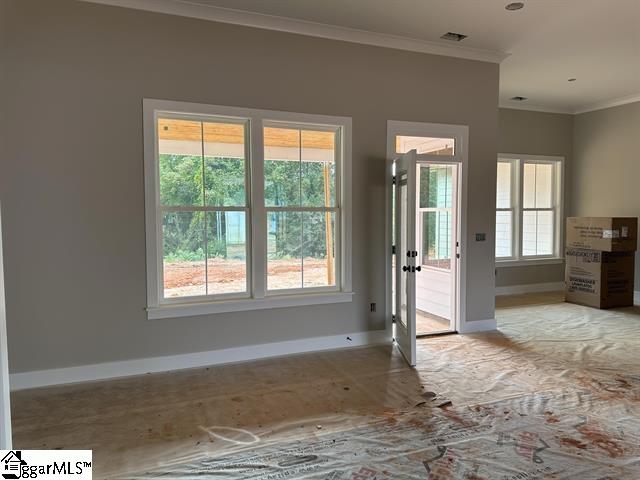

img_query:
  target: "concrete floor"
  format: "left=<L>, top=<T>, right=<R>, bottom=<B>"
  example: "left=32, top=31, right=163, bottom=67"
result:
left=10, top=292, right=640, bottom=478
left=416, top=309, right=451, bottom=335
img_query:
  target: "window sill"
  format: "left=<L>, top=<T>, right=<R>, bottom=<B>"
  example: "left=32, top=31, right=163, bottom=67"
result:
left=147, top=292, right=354, bottom=320
left=496, top=258, right=564, bottom=268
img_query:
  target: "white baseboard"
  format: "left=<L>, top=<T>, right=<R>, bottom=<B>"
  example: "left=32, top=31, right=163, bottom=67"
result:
left=496, top=281, right=565, bottom=296
left=459, top=318, right=497, bottom=334
left=10, top=330, right=389, bottom=391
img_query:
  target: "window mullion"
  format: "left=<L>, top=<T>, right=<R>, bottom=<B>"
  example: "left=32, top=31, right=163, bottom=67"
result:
left=251, top=117, right=267, bottom=299
left=200, top=121, right=209, bottom=295
left=517, top=159, right=524, bottom=260
left=299, top=130, right=304, bottom=289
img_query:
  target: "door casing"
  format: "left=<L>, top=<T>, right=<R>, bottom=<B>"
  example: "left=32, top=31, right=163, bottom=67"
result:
left=385, top=120, right=469, bottom=339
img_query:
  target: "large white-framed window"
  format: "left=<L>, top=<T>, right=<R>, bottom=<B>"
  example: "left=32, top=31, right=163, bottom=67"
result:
left=496, top=154, right=564, bottom=264
left=144, top=99, right=352, bottom=319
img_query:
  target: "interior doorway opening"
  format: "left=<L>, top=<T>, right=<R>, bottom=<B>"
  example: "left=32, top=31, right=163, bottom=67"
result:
left=387, top=121, right=468, bottom=366
left=392, top=160, right=460, bottom=341
left=415, top=163, right=458, bottom=336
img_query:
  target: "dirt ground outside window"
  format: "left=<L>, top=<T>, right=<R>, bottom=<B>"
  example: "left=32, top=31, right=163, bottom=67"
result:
left=163, top=258, right=333, bottom=297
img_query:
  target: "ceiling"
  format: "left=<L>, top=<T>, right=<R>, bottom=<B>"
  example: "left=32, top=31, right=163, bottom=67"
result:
left=89, top=0, right=640, bottom=113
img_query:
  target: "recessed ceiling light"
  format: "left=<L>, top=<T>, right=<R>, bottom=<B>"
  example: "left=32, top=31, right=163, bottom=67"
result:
left=568, top=78, right=577, bottom=82
left=510, top=96, right=528, bottom=101
left=440, top=32, right=468, bottom=42
left=505, top=2, right=524, bottom=11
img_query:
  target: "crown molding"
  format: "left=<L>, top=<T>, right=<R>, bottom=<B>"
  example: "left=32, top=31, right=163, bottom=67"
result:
left=499, top=103, right=574, bottom=114
left=573, top=93, right=640, bottom=115
left=80, top=0, right=509, bottom=63
left=500, top=92, right=640, bottom=116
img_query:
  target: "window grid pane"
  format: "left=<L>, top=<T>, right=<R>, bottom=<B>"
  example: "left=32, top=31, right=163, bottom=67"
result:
left=302, top=130, right=335, bottom=207
left=162, top=211, right=206, bottom=298
left=522, top=209, right=554, bottom=256
left=535, top=164, right=553, bottom=208
left=523, top=162, right=553, bottom=209
left=264, top=127, right=301, bottom=207
left=267, top=211, right=302, bottom=290
left=203, top=121, right=247, bottom=207
left=303, top=211, right=336, bottom=288
left=159, top=118, right=204, bottom=207
left=496, top=210, right=513, bottom=258
left=496, top=162, right=511, bottom=208
left=206, top=211, right=248, bottom=295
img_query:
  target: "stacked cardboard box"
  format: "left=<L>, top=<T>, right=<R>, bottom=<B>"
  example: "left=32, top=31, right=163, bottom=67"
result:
left=565, top=217, right=638, bottom=308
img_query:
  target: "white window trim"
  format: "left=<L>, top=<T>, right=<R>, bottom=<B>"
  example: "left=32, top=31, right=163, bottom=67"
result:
left=496, top=153, right=564, bottom=266
left=143, top=99, right=353, bottom=319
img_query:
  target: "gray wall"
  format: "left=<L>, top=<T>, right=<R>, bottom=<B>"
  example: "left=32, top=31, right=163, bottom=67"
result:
left=0, top=0, right=499, bottom=373
left=496, top=108, right=574, bottom=287
left=572, top=102, right=640, bottom=290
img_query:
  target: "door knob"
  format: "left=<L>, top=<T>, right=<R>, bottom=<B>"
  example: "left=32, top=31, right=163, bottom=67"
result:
left=415, top=266, right=422, bottom=272
left=402, top=266, right=409, bottom=272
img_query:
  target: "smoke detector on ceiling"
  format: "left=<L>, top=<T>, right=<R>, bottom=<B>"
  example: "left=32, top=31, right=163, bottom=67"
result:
left=510, top=96, right=528, bottom=101
left=440, top=32, right=468, bottom=42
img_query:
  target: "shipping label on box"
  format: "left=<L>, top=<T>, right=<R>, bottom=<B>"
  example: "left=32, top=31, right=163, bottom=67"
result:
left=566, top=217, right=637, bottom=252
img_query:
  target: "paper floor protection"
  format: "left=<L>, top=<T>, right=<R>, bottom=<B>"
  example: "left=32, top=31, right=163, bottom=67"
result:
left=12, top=293, right=640, bottom=479
left=120, top=380, right=640, bottom=479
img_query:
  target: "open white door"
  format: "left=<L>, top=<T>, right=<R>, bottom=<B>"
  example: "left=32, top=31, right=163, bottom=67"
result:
left=394, top=150, right=417, bottom=366
left=0, top=204, right=11, bottom=448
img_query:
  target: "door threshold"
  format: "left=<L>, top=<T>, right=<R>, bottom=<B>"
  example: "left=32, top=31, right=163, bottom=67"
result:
left=416, top=330, right=457, bottom=338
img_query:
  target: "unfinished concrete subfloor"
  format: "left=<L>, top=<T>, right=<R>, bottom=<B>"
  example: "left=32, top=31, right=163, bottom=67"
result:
left=416, top=309, right=451, bottom=335
left=11, top=292, right=640, bottom=478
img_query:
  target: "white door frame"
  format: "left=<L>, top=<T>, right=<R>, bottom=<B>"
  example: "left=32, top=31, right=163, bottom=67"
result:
left=385, top=120, right=469, bottom=337
left=0, top=203, right=12, bottom=449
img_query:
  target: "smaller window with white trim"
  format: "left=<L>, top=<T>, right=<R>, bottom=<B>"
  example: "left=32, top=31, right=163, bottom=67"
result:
left=496, top=155, right=563, bottom=261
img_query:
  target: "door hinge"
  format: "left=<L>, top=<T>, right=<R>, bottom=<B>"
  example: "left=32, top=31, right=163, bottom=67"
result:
left=392, top=175, right=396, bottom=185
left=392, top=315, right=396, bottom=324
left=392, top=245, right=396, bottom=255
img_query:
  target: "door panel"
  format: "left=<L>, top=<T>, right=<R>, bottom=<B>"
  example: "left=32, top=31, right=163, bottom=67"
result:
left=394, top=151, right=417, bottom=366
